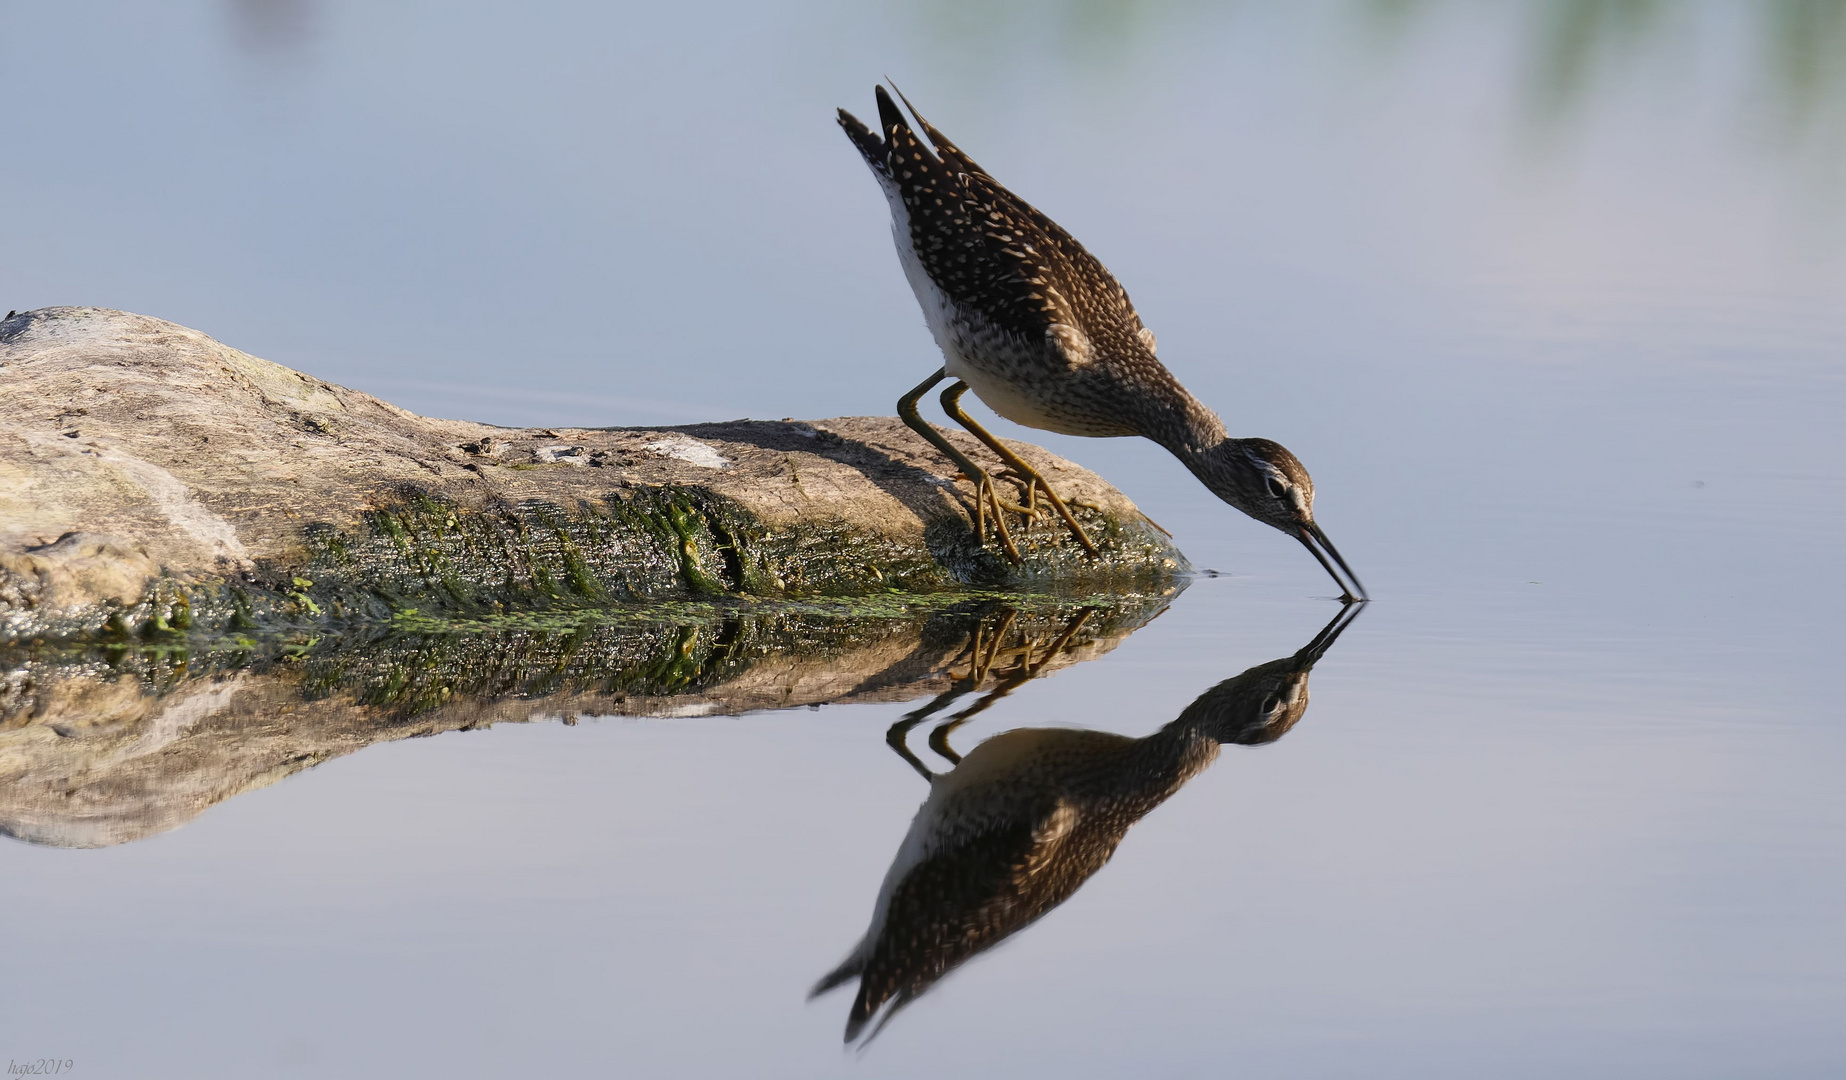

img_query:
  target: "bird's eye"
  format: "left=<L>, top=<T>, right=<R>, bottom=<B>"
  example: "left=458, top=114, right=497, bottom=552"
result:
left=1259, top=694, right=1280, bottom=716
left=1264, top=476, right=1287, bottom=499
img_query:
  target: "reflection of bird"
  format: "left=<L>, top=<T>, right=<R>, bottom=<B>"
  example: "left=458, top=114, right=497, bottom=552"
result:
left=838, top=86, right=1365, bottom=600
left=812, top=602, right=1364, bottom=1043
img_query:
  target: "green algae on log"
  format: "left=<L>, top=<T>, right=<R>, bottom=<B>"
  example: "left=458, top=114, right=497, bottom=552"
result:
left=0, top=308, right=1187, bottom=646
left=0, top=591, right=1177, bottom=848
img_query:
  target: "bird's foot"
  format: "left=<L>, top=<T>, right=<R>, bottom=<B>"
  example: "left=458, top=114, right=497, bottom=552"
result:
left=984, top=459, right=1097, bottom=558
left=1012, top=468, right=1099, bottom=557
left=967, top=471, right=1023, bottom=564
left=957, top=467, right=1098, bottom=561
left=995, top=469, right=1043, bottom=520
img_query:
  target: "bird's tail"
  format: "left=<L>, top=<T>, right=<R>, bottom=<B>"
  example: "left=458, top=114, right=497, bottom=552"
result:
left=811, top=947, right=902, bottom=1045
left=841, top=85, right=945, bottom=173
left=840, top=83, right=993, bottom=197
left=836, top=107, right=889, bottom=176
left=884, top=83, right=990, bottom=179
left=808, top=952, right=863, bottom=1000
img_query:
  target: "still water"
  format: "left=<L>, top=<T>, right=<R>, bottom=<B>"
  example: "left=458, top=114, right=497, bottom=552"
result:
left=3, top=1, right=1844, bottom=1077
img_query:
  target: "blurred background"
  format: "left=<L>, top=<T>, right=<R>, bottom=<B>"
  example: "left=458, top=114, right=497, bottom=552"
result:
left=3, top=0, right=1843, bottom=588
left=4, top=3, right=1844, bottom=1078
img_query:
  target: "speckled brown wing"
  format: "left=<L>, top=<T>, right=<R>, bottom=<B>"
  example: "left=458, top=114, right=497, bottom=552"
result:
left=840, top=87, right=1153, bottom=363
left=886, top=87, right=1157, bottom=358
left=841, top=801, right=1119, bottom=1043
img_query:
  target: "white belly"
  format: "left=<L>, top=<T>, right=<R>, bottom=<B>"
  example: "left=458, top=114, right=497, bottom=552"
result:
left=950, top=361, right=1077, bottom=433
left=892, top=230, right=1098, bottom=434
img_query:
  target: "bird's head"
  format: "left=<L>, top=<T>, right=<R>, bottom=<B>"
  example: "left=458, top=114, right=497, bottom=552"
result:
left=1190, top=437, right=1366, bottom=601
left=1192, top=437, right=1315, bottom=532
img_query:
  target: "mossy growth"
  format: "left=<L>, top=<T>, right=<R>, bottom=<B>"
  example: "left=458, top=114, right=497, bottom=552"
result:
left=5, top=482, right=1186, bottom=647
left=3, top=588, right=1182, bottom=727
left=289, top=483, right=963, bottom=620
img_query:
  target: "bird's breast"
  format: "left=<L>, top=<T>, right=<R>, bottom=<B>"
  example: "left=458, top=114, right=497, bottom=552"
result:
left=912, top=282, right=1132, bottom=437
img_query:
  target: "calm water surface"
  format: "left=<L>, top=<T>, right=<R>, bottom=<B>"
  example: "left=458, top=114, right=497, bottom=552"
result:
left=3, top=2, right=1844, bottom=1077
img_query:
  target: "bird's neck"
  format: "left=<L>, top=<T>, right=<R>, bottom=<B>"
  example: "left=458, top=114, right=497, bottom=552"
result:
left=1124, top=723, right=1223, bottom=793
left=1136, top=387, right=1229, bottom=468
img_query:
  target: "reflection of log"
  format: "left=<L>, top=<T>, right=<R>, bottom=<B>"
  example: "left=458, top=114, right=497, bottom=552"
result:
left=0, top=594, right=1175, bottom=848
left=0, top=308, right=1185, bottom=645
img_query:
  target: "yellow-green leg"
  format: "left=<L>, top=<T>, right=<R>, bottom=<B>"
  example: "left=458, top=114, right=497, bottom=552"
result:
left=937, top=382, right=1101, bottom=557
left=899, top=368, right=1021, bottom=563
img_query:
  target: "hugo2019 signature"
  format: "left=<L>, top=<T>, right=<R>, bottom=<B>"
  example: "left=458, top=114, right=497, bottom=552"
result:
left=8, top=1063, right=73, bottom=1076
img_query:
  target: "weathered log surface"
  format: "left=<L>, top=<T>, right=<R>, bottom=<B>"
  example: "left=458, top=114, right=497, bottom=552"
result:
left=0, top=308, right=1185, bottom=644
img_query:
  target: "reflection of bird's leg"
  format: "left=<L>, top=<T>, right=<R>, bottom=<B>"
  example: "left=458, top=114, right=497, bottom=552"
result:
left=989, top=606, right=1093, bottom=683
left=887, top=678, right=975, bottom=779
left=938, top=381, right=1100, bottom=557
left=927, top=681, right=1020, bottom=762
left=925, top=719, right=966, bottom=765
left=888, top=679, right=977, bottom=779
left=899, top=368, right=1021, bottom=563
left=886, top=686, right=974, bottom=779
left=927, top=608, right=1096, bottom=763
left=886, top=607, right=1025, bottom=778
left=960, top=609, right=1016, bottom=687
left=926, top=610, right=1015, bottom=765
left=1024, top=608, right=1092, bottom=674
left=885, top=716, right=938, bottom=780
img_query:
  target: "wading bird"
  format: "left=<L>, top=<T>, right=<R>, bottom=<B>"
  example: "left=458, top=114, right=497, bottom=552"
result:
left=839, top=86, right=1366, bottom=601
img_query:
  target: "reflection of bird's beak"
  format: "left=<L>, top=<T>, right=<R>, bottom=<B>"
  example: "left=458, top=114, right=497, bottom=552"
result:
left=1294, top=593, right=1366, bottom=666
left=1298, top=522, right=1367, bottom=603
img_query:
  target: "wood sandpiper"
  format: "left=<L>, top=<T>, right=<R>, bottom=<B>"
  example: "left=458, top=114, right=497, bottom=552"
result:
left=839, top=85, right=1367, bottom=601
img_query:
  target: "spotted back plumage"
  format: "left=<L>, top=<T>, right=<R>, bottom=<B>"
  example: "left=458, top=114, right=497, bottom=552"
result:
left=839, top=87, right=1205, bottom=443
left=845, top=88, right=1151, bottom=349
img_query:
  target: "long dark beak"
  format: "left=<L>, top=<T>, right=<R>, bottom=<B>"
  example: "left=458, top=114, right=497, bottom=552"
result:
left=1298, top=522, right=1368, bottom=603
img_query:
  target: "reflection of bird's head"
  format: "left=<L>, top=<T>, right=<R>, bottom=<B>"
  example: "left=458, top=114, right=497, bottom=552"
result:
left=1173, top=660, right=1315, bottom=745
left=1166, top=602, right=1363, bottom=747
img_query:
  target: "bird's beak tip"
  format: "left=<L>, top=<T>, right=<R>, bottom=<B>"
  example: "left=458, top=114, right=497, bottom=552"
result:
left=1298, top=521, right=1368, bottom=602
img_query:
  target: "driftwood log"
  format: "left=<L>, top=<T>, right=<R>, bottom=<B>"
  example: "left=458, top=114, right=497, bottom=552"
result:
left=1, top=307, right=1185, bottom=645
